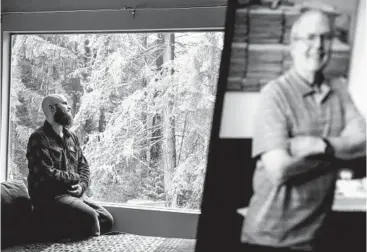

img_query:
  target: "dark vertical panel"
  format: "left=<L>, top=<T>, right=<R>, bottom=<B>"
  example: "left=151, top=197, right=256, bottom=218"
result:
left=196, top=139, right=255, bottom=252
left=195, top=1, right=256, bottom=251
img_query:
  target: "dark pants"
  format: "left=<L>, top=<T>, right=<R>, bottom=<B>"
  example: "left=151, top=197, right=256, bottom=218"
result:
left=33, top=194, right=114, bottom=241
left=240, top=243, right=311, bottom=252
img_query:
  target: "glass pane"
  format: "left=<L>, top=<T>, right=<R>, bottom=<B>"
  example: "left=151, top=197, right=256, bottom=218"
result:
left=8, top=32, right=223, bottom=210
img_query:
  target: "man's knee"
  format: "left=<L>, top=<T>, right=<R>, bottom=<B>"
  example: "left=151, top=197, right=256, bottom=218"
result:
left=79, top=209, right=100, bottom=236
left=57, top=197, right=100, bottom=234
left=79, top=198, right=114, bottom=233
left=102, top=210, right=114, bottom=232
left=97, top=209, right=114, bottom=233
left=83, top=208, right=99, bottom=226
left=106, top=211, right=114, bottom=229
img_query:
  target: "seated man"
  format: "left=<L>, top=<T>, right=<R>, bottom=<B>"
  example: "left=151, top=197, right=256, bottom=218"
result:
left=26, top=94, right=114, bottom=241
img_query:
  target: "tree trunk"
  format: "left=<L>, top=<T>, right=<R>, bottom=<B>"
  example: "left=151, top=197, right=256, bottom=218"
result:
left=140, top=35, right=150, bottom=165
left=147, top=34, right=165, bottom=201
left=98, top=108, right=106, bottom=132
left=162, top=33, right=177, bottom=207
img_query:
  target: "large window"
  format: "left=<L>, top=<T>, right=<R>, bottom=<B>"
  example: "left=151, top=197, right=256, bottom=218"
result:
left=8, top=32, right=223, bottom=209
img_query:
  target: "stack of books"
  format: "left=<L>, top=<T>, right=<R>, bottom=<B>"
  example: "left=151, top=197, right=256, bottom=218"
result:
left=233, top=10, right=249, bottom=43
left=282, top=50, right=293, bottom=72
left=324, top=51, right=350, bottom=78
left=283, top=10, right=300, bottom=44
left=227, top=44, right=248, bottom=91
left=229, top=45, right=248, bottom=79
left=237, top=0, right=250, bottom=6
left=244, top=44, right=284, bottom=87
left=248, top=9, right=283, bottom=44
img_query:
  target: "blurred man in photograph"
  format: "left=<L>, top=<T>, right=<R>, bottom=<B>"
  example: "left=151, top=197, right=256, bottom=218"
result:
left=241, top=9, right=366, bottom=252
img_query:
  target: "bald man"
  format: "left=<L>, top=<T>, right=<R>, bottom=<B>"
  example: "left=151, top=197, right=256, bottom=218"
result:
left=26, top=94, right=113, bottom=242
left=240, top=9, right=366, bottom=252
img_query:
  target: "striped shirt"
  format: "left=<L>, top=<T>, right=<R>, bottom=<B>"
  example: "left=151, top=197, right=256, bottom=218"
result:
left=241, top=68, right=363, bottom=251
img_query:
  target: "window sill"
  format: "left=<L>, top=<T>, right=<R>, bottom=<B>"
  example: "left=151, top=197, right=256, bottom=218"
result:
left=96, top=201, right=201, bottom=215
left=90, top=201, right=200, bottom=239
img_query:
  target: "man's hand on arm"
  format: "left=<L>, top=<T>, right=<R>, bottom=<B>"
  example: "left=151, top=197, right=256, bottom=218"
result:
left=261, top=146, right=331, bottom=186
left=289, top=136, right=329, bottom=157
left=327, top=119, right=366, bottom=160
left=68, top=184, right=83, bottom=197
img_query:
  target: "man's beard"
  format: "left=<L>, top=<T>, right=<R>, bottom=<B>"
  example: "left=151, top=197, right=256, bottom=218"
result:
left=54, top=106, right=73, bottom=127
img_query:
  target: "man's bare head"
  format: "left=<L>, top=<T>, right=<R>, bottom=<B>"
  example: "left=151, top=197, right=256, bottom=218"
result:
left=41, top=94, right=66, bottom=116
left=289, top=9, right=334, bottom=74
left=41, top=94, right=73, bottom=127
left=290, top=10, right=334, bottom=44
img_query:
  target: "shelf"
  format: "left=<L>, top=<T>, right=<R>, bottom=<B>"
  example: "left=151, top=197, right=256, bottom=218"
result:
left=236, top=5, right=338, bottom=15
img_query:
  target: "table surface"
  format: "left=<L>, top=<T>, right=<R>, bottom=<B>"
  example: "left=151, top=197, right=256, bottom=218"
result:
left=237, top=195, right=366, bottom=217
left=238, top=179, right=367, bottom=215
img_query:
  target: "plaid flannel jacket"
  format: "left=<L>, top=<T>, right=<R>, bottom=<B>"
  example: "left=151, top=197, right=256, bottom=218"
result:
left=26, top=120, right=90, bottom=204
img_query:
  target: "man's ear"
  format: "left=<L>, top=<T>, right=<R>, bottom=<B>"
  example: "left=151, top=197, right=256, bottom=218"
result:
left=288, top=43, right=296, bottom=59
left=49, top=104, right=55, bottom=113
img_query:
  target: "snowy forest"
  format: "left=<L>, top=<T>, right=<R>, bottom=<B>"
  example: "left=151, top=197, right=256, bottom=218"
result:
left=8, top=32, right=224, bottom=209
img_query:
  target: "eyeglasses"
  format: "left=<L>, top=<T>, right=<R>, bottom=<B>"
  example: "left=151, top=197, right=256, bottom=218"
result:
left=292, top=33, right=333, bottom=44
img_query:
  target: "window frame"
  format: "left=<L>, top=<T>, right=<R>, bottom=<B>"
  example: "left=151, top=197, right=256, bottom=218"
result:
left=0, top=0, right=226, bottom=239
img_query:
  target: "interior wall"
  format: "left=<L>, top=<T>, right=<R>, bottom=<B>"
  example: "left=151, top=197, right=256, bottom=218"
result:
left=0, top=11, right=10, bottom=184
left=1, top=0, right=227, bottom=12
left=292, top=0, right=358, bottom=13
left=0, top=0, right=2, bottom=183
left=105, top=206, right=199, bottom=239
left=348, top=0, right=366, bottom=118
left=219, top=93, right=259, bottom=138
left=0, top=0, right=2, bottom=120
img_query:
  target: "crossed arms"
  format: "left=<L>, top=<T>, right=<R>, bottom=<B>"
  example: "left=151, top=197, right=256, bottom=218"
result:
left=261, top=122, right=366, bottom=186
left=254, top=83, right=366, bottom=186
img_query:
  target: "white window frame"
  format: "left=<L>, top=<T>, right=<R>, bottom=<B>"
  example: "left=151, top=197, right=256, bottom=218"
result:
left=0, top=0, right=226, bottom=238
